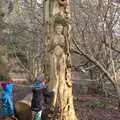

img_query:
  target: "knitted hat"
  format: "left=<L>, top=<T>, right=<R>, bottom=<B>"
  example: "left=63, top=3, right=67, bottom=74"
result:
left=1, top=82, right=13, bottom=93
left=35, top=76, right=44, bottom=82
left=1, top=82, right=11, bottom=88
left=33, top=76, right=45, bottom=88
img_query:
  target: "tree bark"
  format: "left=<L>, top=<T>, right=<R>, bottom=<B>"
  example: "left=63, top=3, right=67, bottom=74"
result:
left=43, top=0, right=77, bottom=120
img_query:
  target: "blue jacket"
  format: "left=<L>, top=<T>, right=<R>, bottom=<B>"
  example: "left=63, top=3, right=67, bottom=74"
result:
left=0, top=84, right=14, bottom=116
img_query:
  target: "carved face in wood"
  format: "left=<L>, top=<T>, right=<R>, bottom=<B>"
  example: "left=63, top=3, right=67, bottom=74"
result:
left=55, top=24, right=63, bottom=34
left=58, top=0, right=67, bottom=6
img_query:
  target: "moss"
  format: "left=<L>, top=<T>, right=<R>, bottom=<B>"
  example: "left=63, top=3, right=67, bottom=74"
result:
left=0, top=45, right=7, bottom=56
left=0, top=9, right=4, bottom=17
left=54, top=13, right=68, bottom=25
left=87, top=100, right=101, bottom=108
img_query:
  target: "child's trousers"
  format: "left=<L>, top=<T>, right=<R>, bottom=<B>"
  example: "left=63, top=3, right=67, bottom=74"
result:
left=34, top=111, right=42, bottom=120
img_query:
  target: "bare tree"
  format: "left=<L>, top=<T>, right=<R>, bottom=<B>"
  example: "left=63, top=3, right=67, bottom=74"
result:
left=0, top=0, right=44, bottom=81
left=72, top=0, right=120, bottom=104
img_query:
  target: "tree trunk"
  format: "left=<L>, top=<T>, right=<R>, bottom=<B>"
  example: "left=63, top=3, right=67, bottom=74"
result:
left=43, top=0, right=77, bottom=120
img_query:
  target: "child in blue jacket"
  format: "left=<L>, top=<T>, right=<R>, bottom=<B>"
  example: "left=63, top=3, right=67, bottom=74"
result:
left=0, top=82, right=14, bottom=120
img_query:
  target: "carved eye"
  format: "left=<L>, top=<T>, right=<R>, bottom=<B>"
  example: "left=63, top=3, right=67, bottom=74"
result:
left=59, top=0, right=67, bottom=5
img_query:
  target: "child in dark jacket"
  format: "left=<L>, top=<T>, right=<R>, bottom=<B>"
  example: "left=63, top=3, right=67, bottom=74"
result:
left=0, top=82, right=14, bottom=120
left=31, top=77, right=54, bottom=120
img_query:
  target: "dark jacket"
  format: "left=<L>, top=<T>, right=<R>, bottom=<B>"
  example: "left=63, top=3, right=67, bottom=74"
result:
left=31, top=87, right=53, bottom=112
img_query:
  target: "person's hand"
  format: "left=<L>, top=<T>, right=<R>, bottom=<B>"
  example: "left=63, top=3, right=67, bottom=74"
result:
left=52, top=88, right=56, bottom=93
left=11, top=115, right=18, bottom=120
left=52, top=88, right=56, bottom=95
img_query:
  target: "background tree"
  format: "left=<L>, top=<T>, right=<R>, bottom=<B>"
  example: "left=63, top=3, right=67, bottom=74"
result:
left=0, top=0, right=44, bottom=81
left=71, top=0, right=120, bottom=105
left=0, top=0, right=11, bottom=81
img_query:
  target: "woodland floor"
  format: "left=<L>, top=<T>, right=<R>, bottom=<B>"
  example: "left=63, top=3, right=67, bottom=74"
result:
left=75, top=94, right=120, bottom=120
left=0, top=82, right=120, bottom=120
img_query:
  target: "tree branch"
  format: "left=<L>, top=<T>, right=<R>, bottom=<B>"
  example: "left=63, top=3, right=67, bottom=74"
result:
left=72, top=38, right=116, bottom=89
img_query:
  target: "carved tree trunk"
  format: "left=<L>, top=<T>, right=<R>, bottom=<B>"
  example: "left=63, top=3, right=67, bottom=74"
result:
left=43, top=0, right=77, bottom=120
